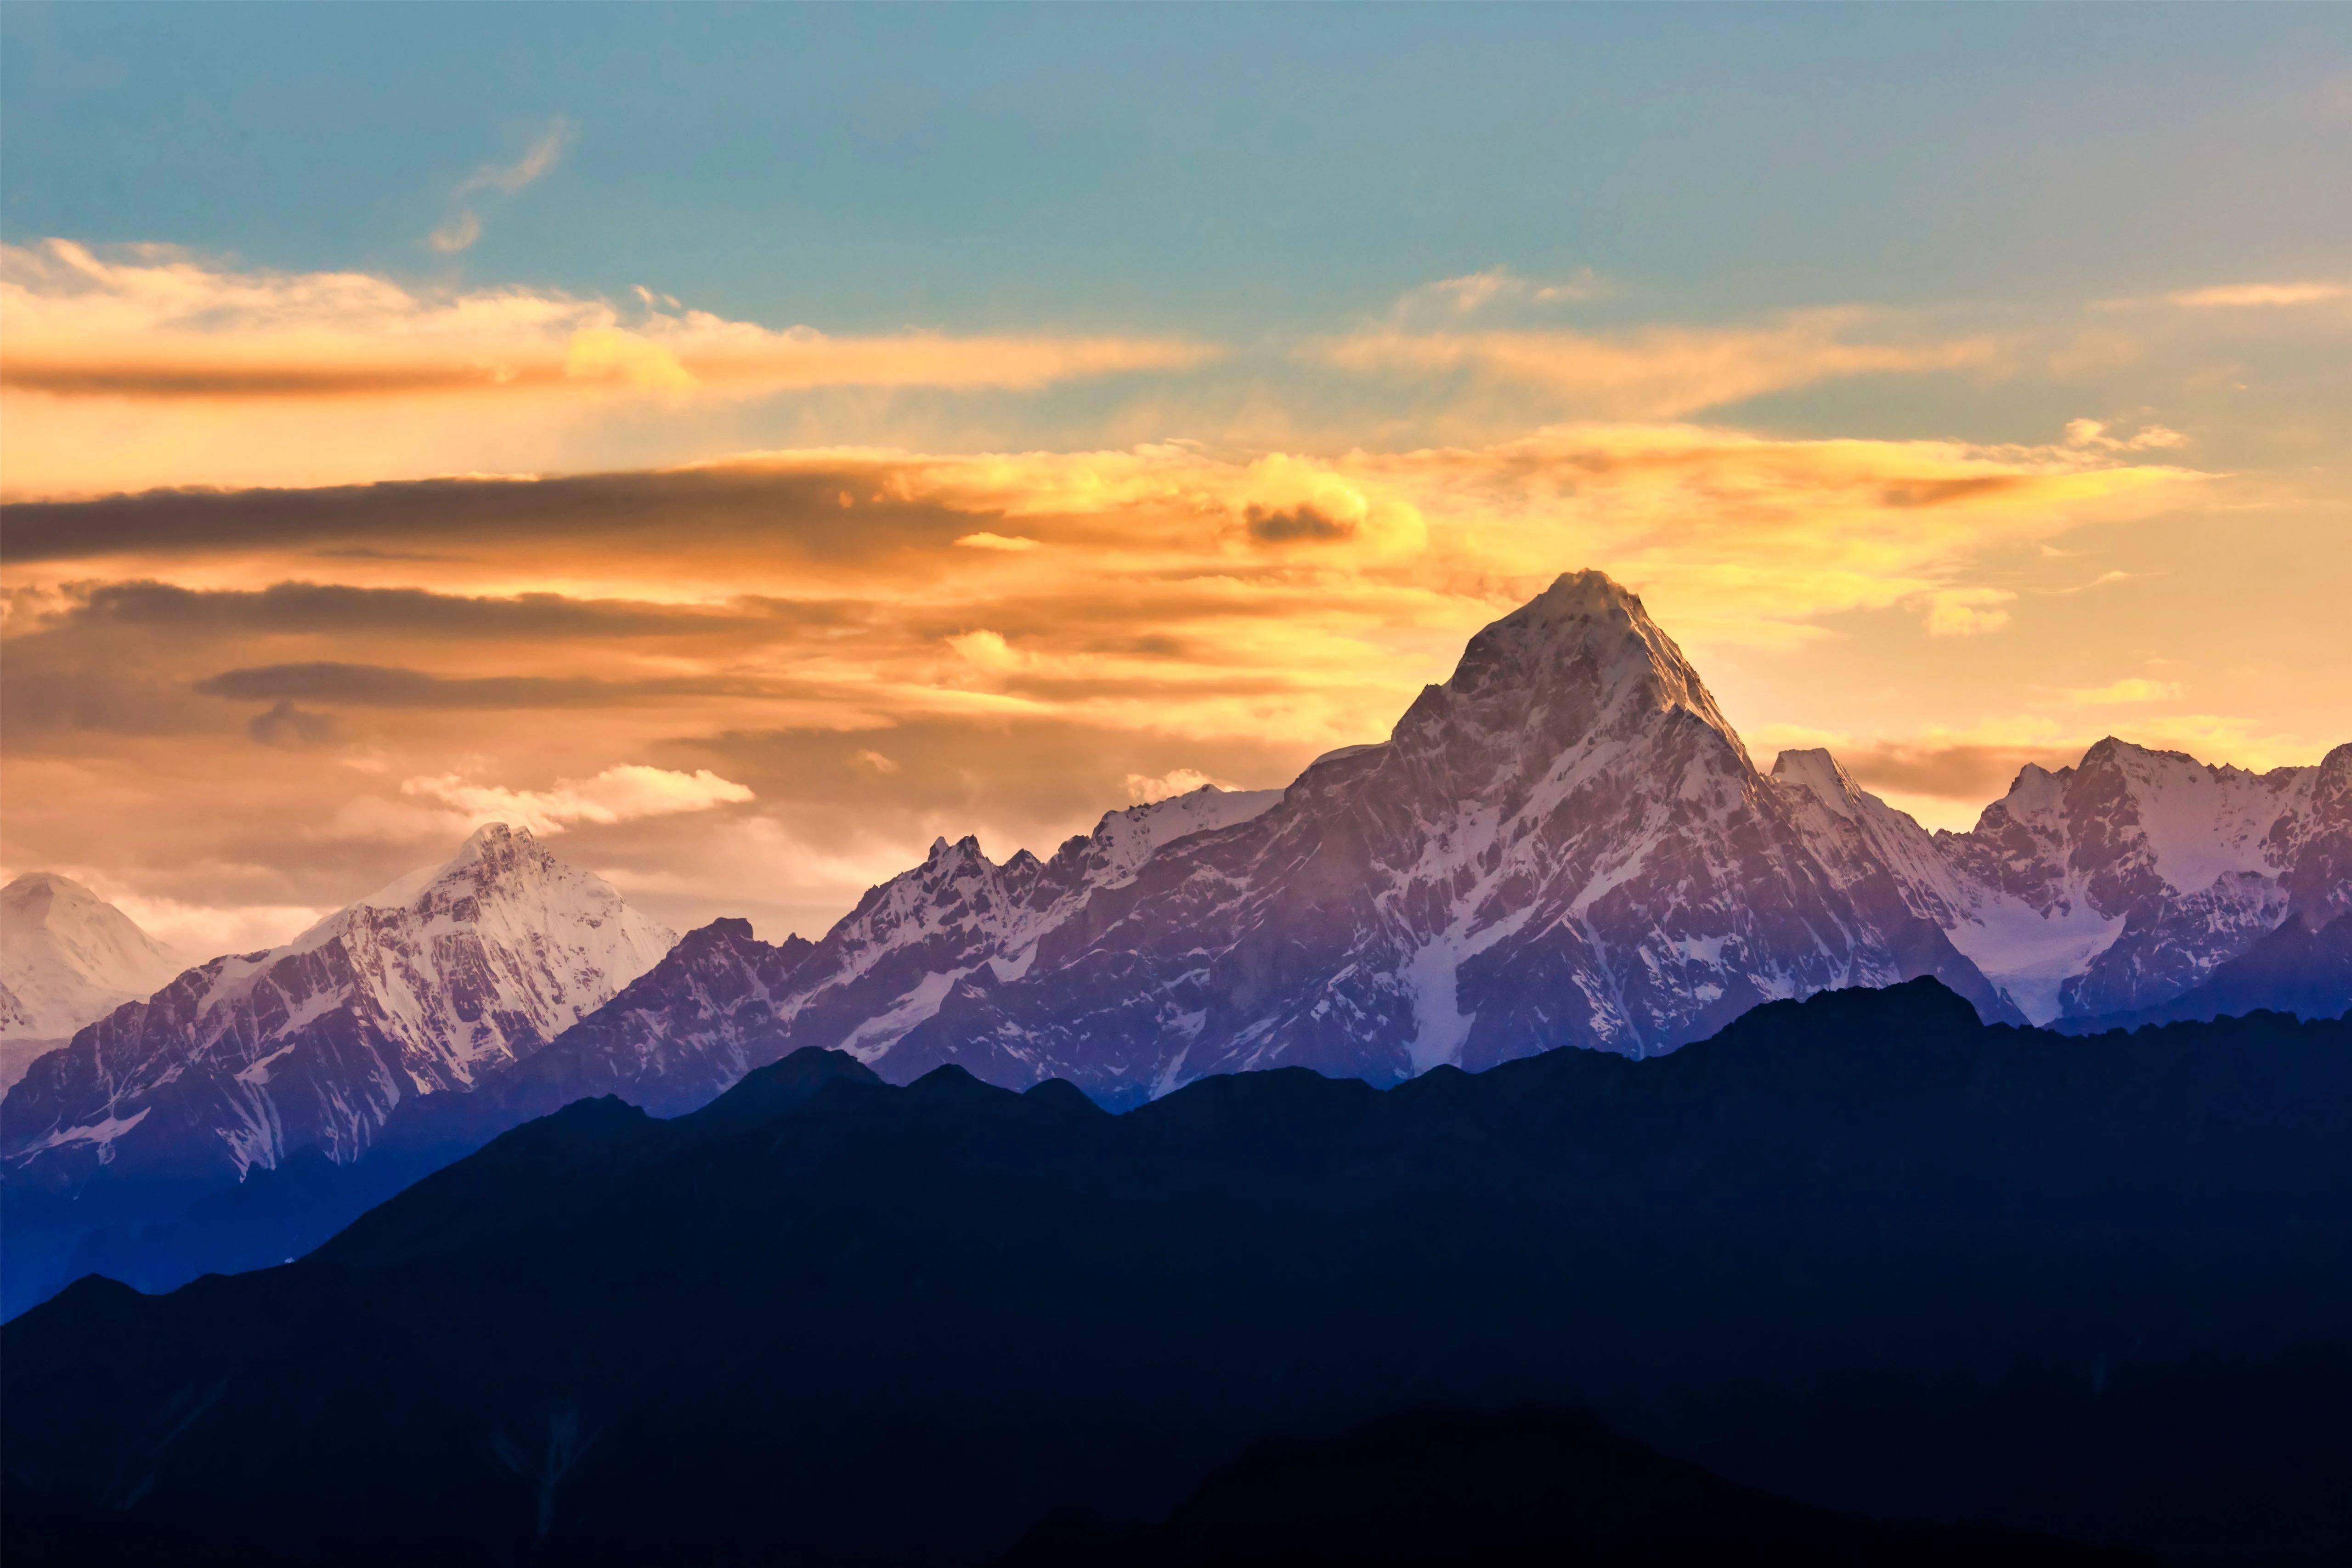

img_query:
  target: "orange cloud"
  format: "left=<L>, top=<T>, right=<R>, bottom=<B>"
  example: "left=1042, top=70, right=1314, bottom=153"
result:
left=2165, top=281, right=2349, bottom=308
left=1125, top=767, right=1244, bottom=803
left=2, top=423, right=2201, bottom=738
left=2064, top=418, right=2187, bottom=452
left=1919, top=587, right=2016, bottom=638
left=0, top=240, right=1216, bottom=496
left=0, top=240, right=1210, bottom=402
left=400, top=764, right=753, bottom=834
left=2048, top=677, right=2182, bottom=707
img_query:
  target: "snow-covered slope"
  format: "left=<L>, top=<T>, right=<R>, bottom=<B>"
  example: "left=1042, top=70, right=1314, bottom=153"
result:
left=0, top=825, right=674, bottom=1192
left=0, top=873, right=184, bottom=1040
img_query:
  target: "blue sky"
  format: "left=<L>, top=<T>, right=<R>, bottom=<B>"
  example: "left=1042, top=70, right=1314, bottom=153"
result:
left=10, top=4, right=2347, bottom=338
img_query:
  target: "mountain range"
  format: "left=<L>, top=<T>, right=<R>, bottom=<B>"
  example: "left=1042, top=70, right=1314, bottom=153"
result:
left=497, top=572, right=2347, bottom=1123
left=0, top=830, right=673, bottom=1312
left=3, top=570, right=2345, bottom=1316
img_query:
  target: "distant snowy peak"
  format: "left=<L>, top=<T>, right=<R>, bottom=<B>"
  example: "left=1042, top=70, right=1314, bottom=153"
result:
left=0, top=872, right=184, bottom=1040
left=1962, top=738, right=2312, bottom=896
left=1775, top=736, right=2351, bottom=1025
left=2, top=824, right=676, bottom=1186
left=287, top=823, right=674, bottom=982
left=1927, top=737, right=2345, bottom=1020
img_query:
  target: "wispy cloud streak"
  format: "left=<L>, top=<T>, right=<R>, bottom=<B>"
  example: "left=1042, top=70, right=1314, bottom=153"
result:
left=429, top=117, right=576, bottom=254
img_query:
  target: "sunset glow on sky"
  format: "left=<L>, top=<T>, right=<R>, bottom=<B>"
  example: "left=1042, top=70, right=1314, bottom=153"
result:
left=3, top=6, right=2346, bottom=954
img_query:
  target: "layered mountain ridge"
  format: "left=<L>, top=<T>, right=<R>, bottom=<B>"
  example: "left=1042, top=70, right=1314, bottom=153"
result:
left=4, top=571, right=2344, bottom=1274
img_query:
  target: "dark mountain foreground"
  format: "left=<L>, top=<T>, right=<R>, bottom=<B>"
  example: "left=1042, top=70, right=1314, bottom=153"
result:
left=0, top=1403, right=2160, bottom=1568
left=995, top=1404, right=2150, bottom=1567
left=6, top=981, right=2349, bottom=1564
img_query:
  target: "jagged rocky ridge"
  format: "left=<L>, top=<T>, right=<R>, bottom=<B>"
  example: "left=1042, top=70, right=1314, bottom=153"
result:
left=486, top=572, right=2351, bottom=1115
left=486, top=782, right=1287, bottom=1117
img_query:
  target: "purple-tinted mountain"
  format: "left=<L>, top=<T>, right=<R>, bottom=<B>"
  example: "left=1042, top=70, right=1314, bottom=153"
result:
left=1, top=826, right=673, bottom=1197
left=1777, top=736, right=2352, bottom=1023
left=497, top=783, right=1286, bottom=1116
left=8, top=572, right=2345, bottom=1321
left=510, top=574, right=2346, bottom=1114
left=2055, top=910, right=2352, bottom=1034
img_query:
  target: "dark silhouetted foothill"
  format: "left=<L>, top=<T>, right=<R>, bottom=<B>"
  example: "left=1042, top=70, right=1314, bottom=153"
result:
left=5, top=983, right=2347, bottom=1565
left=996, top=1404, right=2149, bottom=1567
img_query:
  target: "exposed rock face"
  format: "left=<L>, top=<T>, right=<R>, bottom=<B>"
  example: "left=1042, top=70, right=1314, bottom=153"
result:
left=0, top=826, right=674, bottom=1193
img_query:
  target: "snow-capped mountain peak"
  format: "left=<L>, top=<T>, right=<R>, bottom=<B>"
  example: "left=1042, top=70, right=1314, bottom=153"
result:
left=0, top=872, right=188, bottom=1093
left=1769, top=748, right=1863, bottom=818
left=1403, top=572, right=1747, bottom=762
left=2, top=825, right=675, bottom=1186
left=0, top=872, right=185, bottom=1041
